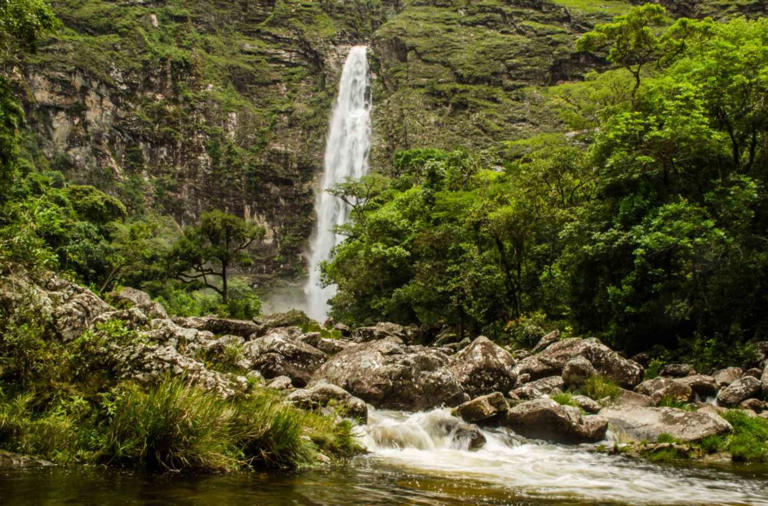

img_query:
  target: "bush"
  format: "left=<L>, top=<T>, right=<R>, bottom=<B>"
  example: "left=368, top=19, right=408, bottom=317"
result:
left=578, top=376, right=620, bottom=401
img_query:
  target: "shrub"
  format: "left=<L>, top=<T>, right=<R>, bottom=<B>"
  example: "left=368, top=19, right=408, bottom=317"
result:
left=551, top=392, right=577, bottom=407
left=578, top=376, right=620, bottom=401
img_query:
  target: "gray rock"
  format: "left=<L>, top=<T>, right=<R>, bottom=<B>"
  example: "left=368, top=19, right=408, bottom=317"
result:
left=674, top=374, right=718, bottom=398
left=452, top=392, right=508, bottom=423
left=607, top=388, right=654, bottom=408
left=532, top=330, right=560, bottom=353
left=738, top=398, right=764, bottom=412
left=309, top=338, right=468, bottom=410
left=286, top=382, right=367, bottom=421
left=449, top=336, right=517, bottom=398
left=109, top=286, right=167, bottom=319
left=762, top=365, right=768, bottom=396
left=253, top=310, right=311, bottom=335
left=244, top=329, right=328, bottom=387
left=350, top=322, right=407, bottom=343
left=266, top=375, right=293, bottom=390
left=571, top=394, right=601, bottom=414
left=0, top=450, right=53, bottom=469
left=744, top=367, right=763, bottom=379
left=172, top=316, right=261, bottom=338
left=600, top=406, right=732, bottom=442
left=713, top=367, right=742, bottom=388
left=510, top=375, right=564, bottom=400
left=562, top=355, right=596, bottom=387
left=512, top=338, right=643, bottom=388
left=717, top=376, right=762, bottom=407
left=636, top=377, right=693, bottom=404
left=660, top=363, right=695, bottom=377
left=504, top=398, right=607, bottom=443
left=92, top=307, right=148, bottom=329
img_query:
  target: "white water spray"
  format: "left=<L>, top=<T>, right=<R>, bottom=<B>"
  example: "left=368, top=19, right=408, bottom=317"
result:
left=304, top=46, right=371, bottom=321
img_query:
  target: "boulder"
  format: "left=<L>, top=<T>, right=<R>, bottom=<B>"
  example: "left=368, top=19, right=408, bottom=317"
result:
left=253, top=310, right=311, bottom=335
left=762, top=366, right=768, bottom=396
left=504, top=398, right=607, bottom=443
left=512, top=338, right=643, bottom=388
left=92, top=307, right=148, bottom=329
left=0, top=450, right=53, bottom=469
left=266, top=375, right=293, bottom=390
left=660, top=364, right=695, bottom=377
left=674, top=374, right=718, bottom=398
left=635, top=377, right=693, bottom=404
left=297, top=332, right=349, bottom=355
left=309, top=338, right=468, bottom=410
left=50, top=281, right=113, bottom=341
left=532, top=330, right=560, bottom=353
left=600, top=406, right=732, bottom=442
left=744, top=367, right=763, bottom=379
left=171, top=316, right=261, bottom=338
left=562, top=355, right=596, bottom=387
left=243, top=329, right=328, bottom=387
left=713, top=367, right=742, bottom=388
left=738, top=398, right=764, bottom=413
left=449, top=336, right=517, bottom=398
left=571, top=394, right=601, bottom=414
left=717, top=376, right=762, bottom=407
left=452, top=392, right=508, bottom=423
left=286, top=382, right=367, bottom=421
left=109, top=287, right=167, bottom=319
left=350, top=322, right=407, bottom=343
left=510, top=375, right=564, bottom=400
left=607, top=388, right=654, bottom=408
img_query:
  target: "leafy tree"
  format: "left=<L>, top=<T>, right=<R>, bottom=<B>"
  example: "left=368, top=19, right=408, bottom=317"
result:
left=168, top=210, right=264, bottom=304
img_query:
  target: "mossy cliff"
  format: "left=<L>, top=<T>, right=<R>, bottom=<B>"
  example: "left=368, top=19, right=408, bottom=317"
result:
left=14, top=0, right=760, bottom=280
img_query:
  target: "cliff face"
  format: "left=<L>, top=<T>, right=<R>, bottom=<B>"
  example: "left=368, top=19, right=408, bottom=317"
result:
left=16, top=0, right=753, bottom=281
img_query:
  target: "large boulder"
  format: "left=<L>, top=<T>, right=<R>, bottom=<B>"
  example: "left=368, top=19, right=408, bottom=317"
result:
left=512, top=338, right=643, bottom=388
left=253, top=310, right=311, bottom=335
left=608, top=388, right=654, bottom=408
left=713, top=367, right=742, bottom=388
left=243, top=329, right=327, bottom=387
left=635, top=377, right=693, bottom=404
left=510, top=375, right=564, bottom=400
left=600, top=406, right=732, bottom=442
left=309, top=338, right=468, bottom=410
left=171, top=316, right=261, bottom=338
left=350, top=322, right=408, bottom=343
left=45, top=276, right=113, bottom=341
left=286, top=382, right=367, bottom=421
left=562, top=355, right=597, bottom=387
left=451, top=392, right=508, bottom=424
left=660, top=363, right=695, bottom=377
left=674, top=374, right=718, bottom=398
left=504, top=398, right=608, bottom=443
left=448, top=336, right=517, bottom=398
left=762, top=366, right=768, bottom=396
left=532, top=330, right=560, bottom=353
left=717, top=376, right=762, bottom=407
left=109, top=286, right=167, bottom=319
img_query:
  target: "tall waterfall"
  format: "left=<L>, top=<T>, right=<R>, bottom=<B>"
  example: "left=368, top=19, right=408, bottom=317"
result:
left=304, top=46, right=371, bottom=321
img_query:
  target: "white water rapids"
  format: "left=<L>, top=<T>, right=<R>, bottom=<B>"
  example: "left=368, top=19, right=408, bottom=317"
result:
left=358, top=408, right=768, bottom=505
left=303, top=46, right=371, bottom=322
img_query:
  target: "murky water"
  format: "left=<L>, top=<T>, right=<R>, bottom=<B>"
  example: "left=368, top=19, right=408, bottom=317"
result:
left=2, top=408, right=768, bottom=505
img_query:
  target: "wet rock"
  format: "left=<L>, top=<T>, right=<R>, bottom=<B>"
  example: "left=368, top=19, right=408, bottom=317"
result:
left=532, top=330, right=560, bottom=353
left=172, top=316, right=261, bottom=339
left=571, top=395, right=601, bottom=414
left=109, top=286, right=167, bottom=319
left=600, top=406, right=732, bottom=442
left=717, top=376, right=762, bottom=407
left=244, top=329, right=328, bottom=387
left=562, top=355, right=596, bottom=387
left=351, top=322, right=408, bottom=343
left=504, top=398, right=608, bottom=443
left=510, top=375, right=564, bottom=400
left=636, top=377, right=693, bottom=404
left=266, top=375, right=293, bottom=390
left=713, top=367, right=742, bottom=388
left=286, top=382, right=367, bottom=421
left=453, top=424, right=487, bottom=451
left=452, top=392, right=508, bottom=423
left=512, top=338, right=643, bottom=388
left=449, top=336, right=517, bottom=398
left=660, top=364, right=695, bottom=377
left=674, top=374, right=718, bottom=398
left=310, top=338, right=468, bottom=410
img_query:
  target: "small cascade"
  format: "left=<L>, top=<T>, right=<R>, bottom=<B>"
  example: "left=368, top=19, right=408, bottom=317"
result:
left=303, top=45, right=371, bottom=322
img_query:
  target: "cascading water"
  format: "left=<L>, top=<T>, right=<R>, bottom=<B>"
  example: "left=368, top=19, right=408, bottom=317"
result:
left=304, top=46, right=371, bottom=322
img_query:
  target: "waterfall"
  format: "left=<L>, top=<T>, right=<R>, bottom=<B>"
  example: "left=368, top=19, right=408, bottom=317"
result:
left=303, top=46, right=371, bottom=322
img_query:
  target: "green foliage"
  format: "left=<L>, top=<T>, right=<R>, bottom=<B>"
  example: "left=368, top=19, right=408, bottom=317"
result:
left=578, top=376, right=621, bottom=401
left=551, top=391, right=578, bottom=408
left=721, top=411, right=768, bottom=463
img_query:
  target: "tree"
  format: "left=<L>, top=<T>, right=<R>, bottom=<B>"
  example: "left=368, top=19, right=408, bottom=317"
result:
left=168, top=210, right=264, bottom=304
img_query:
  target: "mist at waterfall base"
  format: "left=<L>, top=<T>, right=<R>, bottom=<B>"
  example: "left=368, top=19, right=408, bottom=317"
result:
left=288, top=45, right=372, bottom=322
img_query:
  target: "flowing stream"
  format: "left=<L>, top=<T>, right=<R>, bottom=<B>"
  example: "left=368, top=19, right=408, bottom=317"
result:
left=303, top=46, right=372, bottom=322
left=4, top=408, right=768, bottom=504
